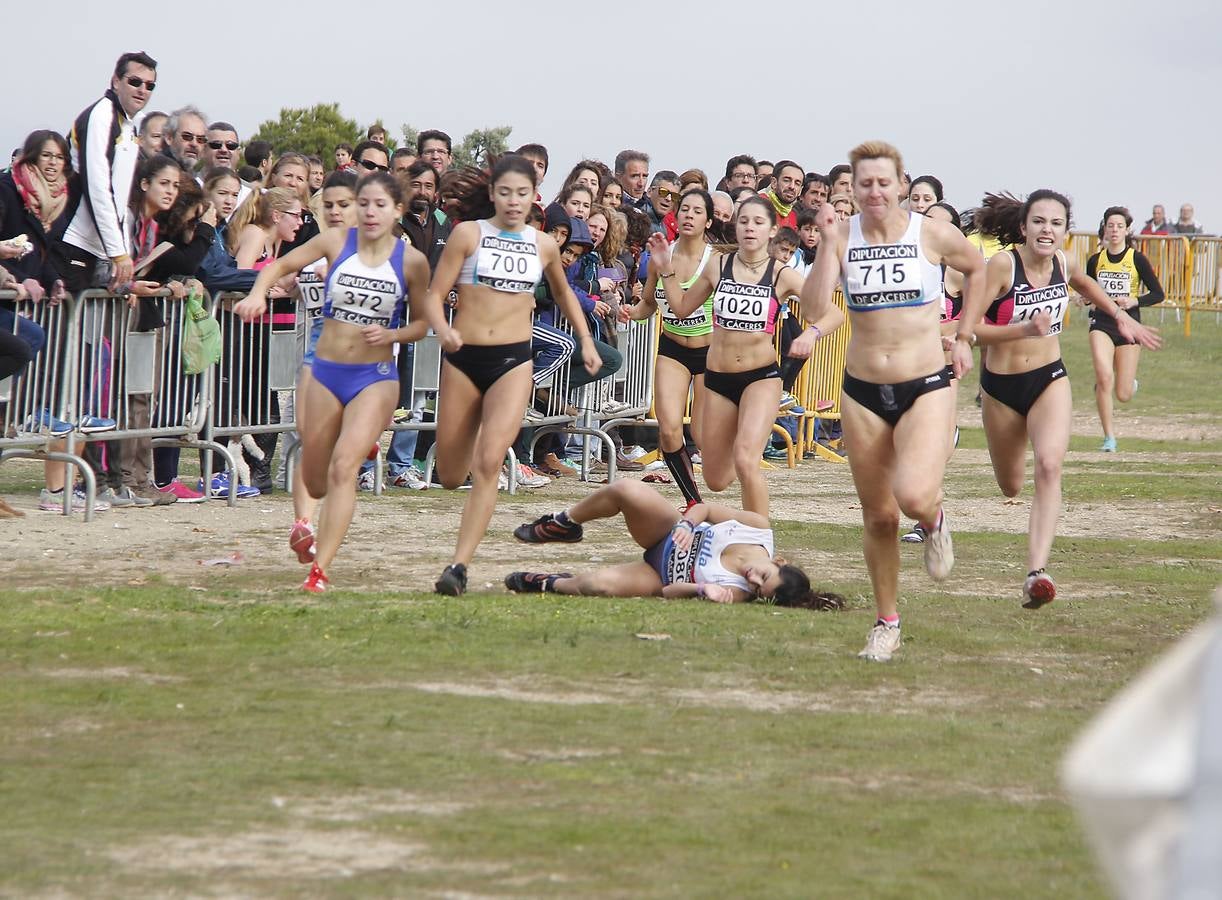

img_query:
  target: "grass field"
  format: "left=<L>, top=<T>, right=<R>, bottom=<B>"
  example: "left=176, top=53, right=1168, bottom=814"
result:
left=1, top=311, right=1220, bottom=898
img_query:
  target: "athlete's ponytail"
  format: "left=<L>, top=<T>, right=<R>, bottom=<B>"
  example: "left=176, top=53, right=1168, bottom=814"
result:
left=769, top=564, right=846, bottom=611
left=975, top=190, right=1071, bottom=247
left=1098, top=205, right=1134, bottom=247
left=443, top=153, right=538, bottom=224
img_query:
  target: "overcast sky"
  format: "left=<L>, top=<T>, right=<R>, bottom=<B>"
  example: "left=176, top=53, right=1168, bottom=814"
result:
left=6, top=0, right=1219, bottom=232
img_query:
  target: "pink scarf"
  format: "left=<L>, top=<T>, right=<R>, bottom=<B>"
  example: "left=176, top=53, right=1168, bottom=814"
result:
left=13, top=162, right=67, bottom=231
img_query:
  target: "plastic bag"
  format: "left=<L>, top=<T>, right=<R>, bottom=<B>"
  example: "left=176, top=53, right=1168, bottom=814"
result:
left=181, top=289, right=221, bottom=375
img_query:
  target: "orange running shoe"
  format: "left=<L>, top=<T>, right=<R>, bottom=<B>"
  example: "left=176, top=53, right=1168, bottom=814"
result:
left=289, top=519, right=316, bottom=564
left=302, top=563, right=329, bottom=594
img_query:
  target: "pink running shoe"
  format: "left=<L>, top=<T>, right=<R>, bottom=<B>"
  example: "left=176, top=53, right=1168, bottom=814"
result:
left=158, top=478, right=207, bottom=504
left=289, top=519, right=316, bottom=564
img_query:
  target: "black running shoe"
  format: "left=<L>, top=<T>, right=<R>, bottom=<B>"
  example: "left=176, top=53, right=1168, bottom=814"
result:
left=434, top=563, right=468, bottom=596
left=513, top=513, right=583, bottom=544
left=504, top=571, right=572, bottom=593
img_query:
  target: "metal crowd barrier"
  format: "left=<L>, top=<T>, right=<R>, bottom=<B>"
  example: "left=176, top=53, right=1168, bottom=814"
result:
left=208, top=292, right=302, bottom=498
left=0, top=289, right=235, bottom=520
left=0, top=290, right=97, bottom=517
left=1187, top=237, right=1222, bottom=334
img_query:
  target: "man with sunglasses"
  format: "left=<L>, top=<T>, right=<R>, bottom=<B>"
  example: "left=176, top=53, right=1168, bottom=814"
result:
left=645, top=170, right=679, bottom=236
left=163, top=106, right=208, bottom=172
left=60, top=50, right=158, bottom=294
left=201, top=122, right=240, bottom=172
left=352, top=140, right=390, bottom=175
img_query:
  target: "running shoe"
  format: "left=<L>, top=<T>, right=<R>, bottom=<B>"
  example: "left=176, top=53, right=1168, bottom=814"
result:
left=504, top=571, right=572, bottom=593
left=601, top=399, right=634, bottom=416
left=923, top=510, right=954, bottom=581
left=389, top=468, right=429, bottom=490
left=523, top=406, right=549, bottom=424
left=622, top=445, right=648, bottom=460
left=26, top=409, right=73, bottom=437
left=38, top=487, right=110, bottom=513
left=99, top=486, right=135, bottom=508
left=289, top=519, right=316, bottom=564
left=302, top=563, right=329, bottom=594
left=614, top=453, right=645, bottom=471
left=157, top=478, right=207, bottom=503
left=900, top=524, right=926, bottom=544
left=513, top=513, right=583, bottom=544
left=201, top=472, right=261, bottom=500
left=434, top=563, right=468, bottom=596
left=77, top=414, right=117, bottom=433
left=1022, top=569, right=1057, bottom=609
left=391, top=407, right=411, bottom=424
left=113, top=485, right=154, bottom=508
left=778, top=392, right=798, bottom=412
left=763, top=446, right=789, bottom=461
left=1101, top=436, right=1117, bottom=452
left=515, top=463, right=551, bottom=488
left=357, top=469, right=376, bottom=492
left=858, top=621, right=902, bottom=662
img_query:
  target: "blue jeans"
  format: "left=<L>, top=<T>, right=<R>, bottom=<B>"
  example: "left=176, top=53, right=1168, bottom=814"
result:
left=0, top=306, right=47, bottom=357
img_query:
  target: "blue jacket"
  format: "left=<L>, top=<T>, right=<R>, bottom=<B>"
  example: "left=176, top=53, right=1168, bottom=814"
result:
left=197, top=222, right=257, bottom=294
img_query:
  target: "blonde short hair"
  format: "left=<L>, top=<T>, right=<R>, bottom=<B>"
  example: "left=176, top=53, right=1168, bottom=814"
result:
left=848, top=141, right=904, bottom=182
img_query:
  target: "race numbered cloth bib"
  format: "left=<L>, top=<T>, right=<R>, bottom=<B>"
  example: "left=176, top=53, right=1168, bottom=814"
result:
left=1097, top=269, right=1132, bottom=298
left=299, top=261, right=326, bottom=320
left=328, top=272, right=401, bottom=327
left=657, top=282, right=709, bottom=328
left=844, top=243, right=927, bottom=309
left=1012, top=282, right=1069, bottom=336
left=712, top=281, right=776, bottom=332
left=476, top=234, right=542, bottom=293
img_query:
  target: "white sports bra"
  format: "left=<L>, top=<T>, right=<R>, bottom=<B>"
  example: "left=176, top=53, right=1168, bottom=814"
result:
left=322, top=229, right=407, bottom=328
left=841, top=212, right=943, bottom=312
left=457, top=219, right=544, bottom=294
left=660, top=520, right=775, bottom=592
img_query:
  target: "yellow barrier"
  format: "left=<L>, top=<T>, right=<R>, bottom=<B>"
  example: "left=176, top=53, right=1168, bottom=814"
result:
left=1189, top=236, right=1222, bottom=310
left=786, top=290, right=850, bottom=463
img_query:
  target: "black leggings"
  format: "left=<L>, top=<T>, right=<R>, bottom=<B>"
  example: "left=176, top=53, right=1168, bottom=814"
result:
left=0, top=329, right=34, bottom=380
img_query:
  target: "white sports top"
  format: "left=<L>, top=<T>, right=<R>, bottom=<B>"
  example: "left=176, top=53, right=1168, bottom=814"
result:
left=841, top=212, right=943, bottom=312
left=457, top=219, right=544, bottom=294
left=656, top=243, right=713, bottom=328
left=322, top=229, right=407, bottom=328
left=658, top=520, right=775, bottom=592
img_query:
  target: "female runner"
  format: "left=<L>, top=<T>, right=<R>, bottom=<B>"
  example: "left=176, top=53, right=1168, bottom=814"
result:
left=619, top=188, right=716, bottom=507
left=508, top=480, right=838, bottom=609
left=235, top=173, right=432, bottom=592
left=956, top=192, right=1160, bottom=609
left=796, top=141, right=988, bottom=663
left=421, top=155, right=600, bottom=596
left=1086, top=206, right=1163, bottom=451
left=286, top=170, right=359, bottom=563
left=644, top=196, right=806, bottom=517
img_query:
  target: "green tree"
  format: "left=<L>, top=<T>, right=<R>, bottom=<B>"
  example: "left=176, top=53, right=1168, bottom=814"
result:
left=249, top=103, right=362, bottom=160
left=400, top=123, right=420, bottom=156
left=453, top=126, right=513, bottom=169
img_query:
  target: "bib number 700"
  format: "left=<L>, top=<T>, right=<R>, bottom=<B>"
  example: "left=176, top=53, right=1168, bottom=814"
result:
left=488, top=251, right=530, bottom=275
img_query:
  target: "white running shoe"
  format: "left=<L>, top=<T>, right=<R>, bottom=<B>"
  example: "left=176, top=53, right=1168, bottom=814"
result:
left=923, top=510, right=954, bottom=581
left=516, top=463, right=551, bottom=488
left=858, top=622, right=902, bottom=662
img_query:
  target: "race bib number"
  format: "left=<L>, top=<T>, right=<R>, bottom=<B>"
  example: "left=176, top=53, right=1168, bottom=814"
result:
left=1012, top=283, right=1069, bottom=336
left=1097, top=270, right=1131, bottom=298
left=713, top=282, right=773, bottom=332
left=658, top=285, right=709, bottom=327
left=329, top=272, right=398, bottom=327
left=844, top=244, right=925, bottom=308
left=299, top=266, right=326, bottom=315
left=476, top=235, right=540, bottom=293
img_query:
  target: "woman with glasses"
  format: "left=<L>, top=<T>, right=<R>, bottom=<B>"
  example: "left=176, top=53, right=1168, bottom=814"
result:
left=235, top=173, right=433, bottom=593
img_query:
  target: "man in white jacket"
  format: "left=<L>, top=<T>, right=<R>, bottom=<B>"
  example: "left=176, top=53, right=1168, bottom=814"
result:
left=58, top=51, right=158, bottom=294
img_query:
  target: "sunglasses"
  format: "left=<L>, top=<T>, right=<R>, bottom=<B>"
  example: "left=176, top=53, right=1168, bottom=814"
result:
left=124, top=75, right=156, bottom=91
left=208, top=140, right=240, bottom=151
left=359, top=158, right=389, bottom=172
left=657, top=188, right=680, bottom=200
left=178, top=132, right=206, bottom=144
